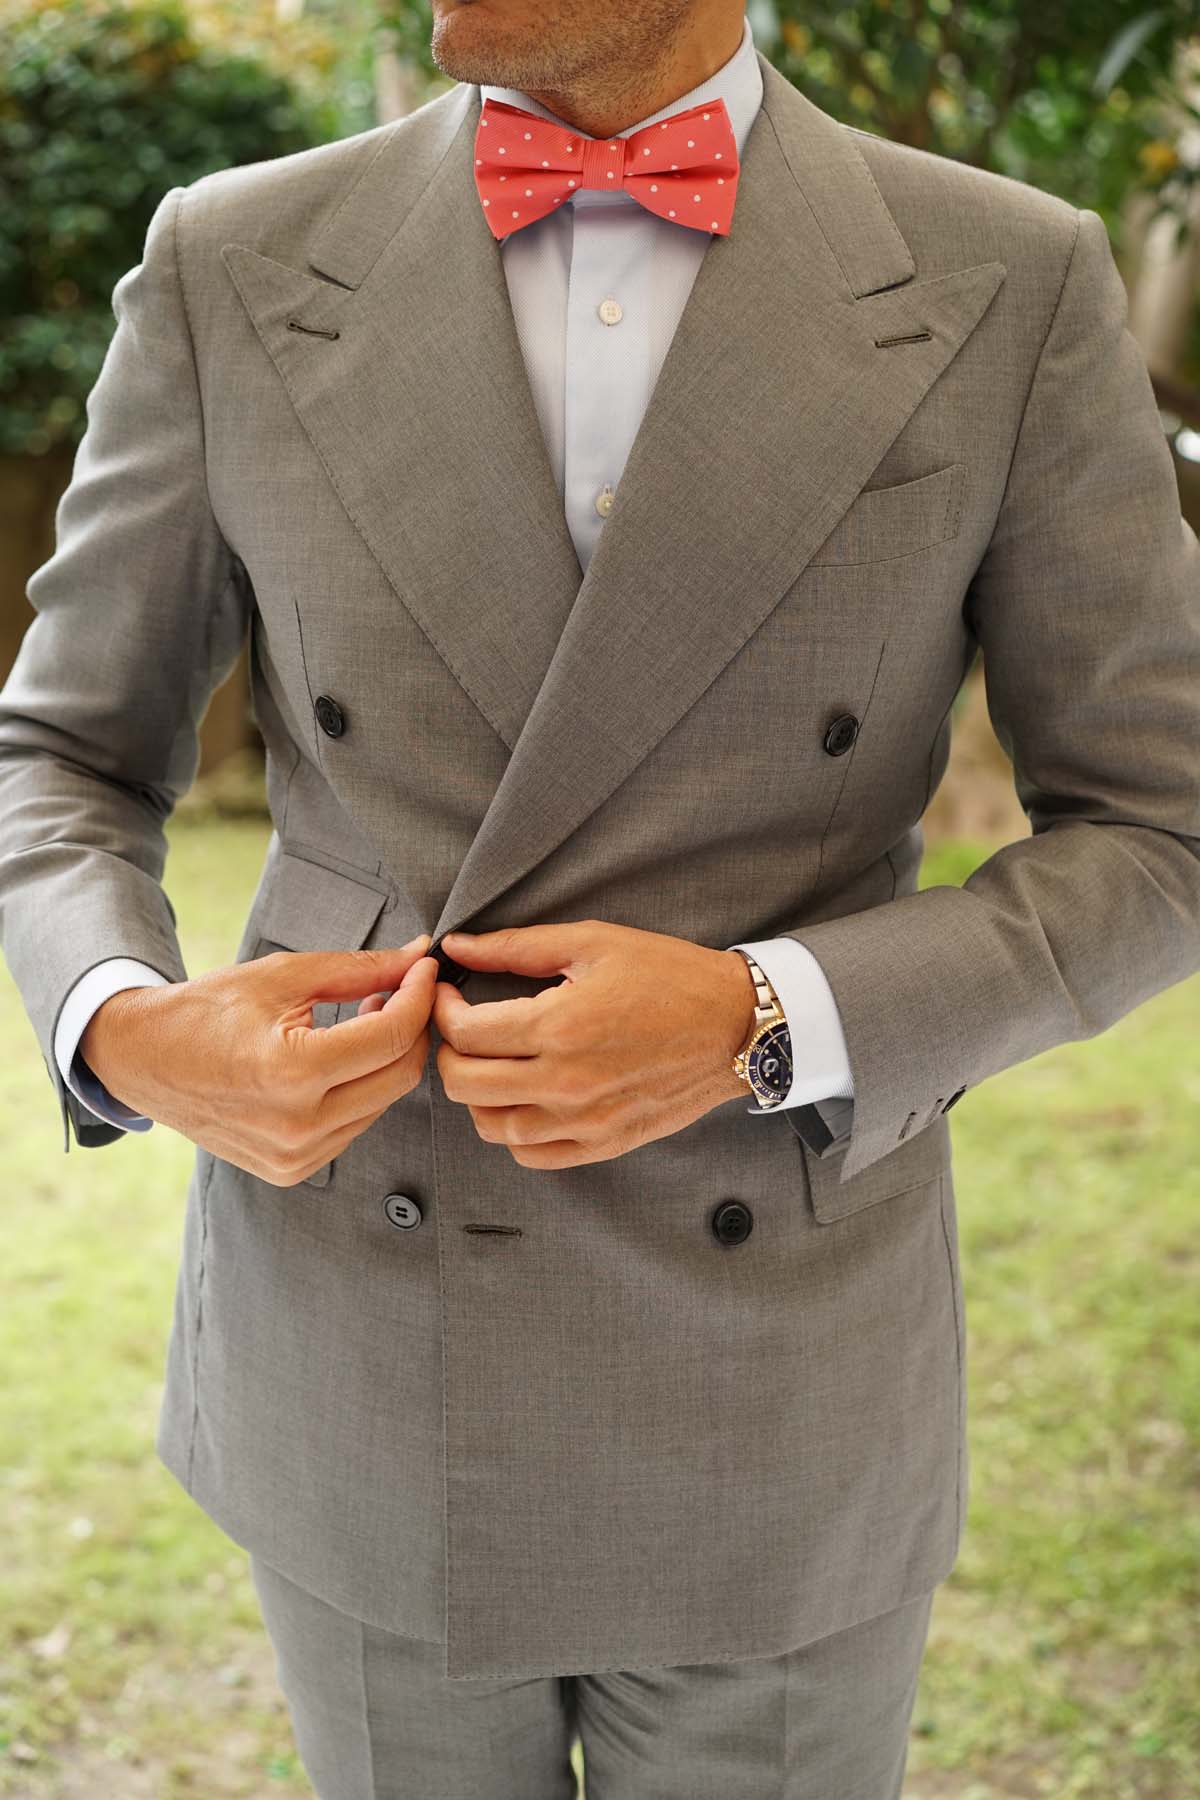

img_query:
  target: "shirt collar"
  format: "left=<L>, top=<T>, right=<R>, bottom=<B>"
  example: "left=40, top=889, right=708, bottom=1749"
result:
left=478, top=11, right=762, bottom=213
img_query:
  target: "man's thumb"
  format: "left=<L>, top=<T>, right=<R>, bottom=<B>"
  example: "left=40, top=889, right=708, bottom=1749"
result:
left=399, top=955, right=436, bottom=990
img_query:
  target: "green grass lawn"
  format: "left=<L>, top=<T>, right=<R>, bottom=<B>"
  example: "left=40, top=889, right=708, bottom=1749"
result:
left=1, top=819, right=1196, bottom=1798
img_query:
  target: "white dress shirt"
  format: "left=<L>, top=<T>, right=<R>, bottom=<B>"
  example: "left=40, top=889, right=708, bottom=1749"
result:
left=55, top=9, right=854, bottom=1132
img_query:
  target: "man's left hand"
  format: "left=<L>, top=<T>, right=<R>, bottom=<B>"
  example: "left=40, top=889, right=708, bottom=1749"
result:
left=431, top=920, right=757, bottom=1168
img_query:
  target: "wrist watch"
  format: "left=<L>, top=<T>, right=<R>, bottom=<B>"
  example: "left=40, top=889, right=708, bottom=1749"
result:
left=730, top=951, right=793, bottom=1110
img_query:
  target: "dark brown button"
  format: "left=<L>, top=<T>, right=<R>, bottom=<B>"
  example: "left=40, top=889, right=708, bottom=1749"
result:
left=823, top=713, right=859, bottom=756
left=315, top=694, right=345, bottom=738
left=712, top=1200, right=753, bottom=1246
left=430, top=943, right=471, bottom=988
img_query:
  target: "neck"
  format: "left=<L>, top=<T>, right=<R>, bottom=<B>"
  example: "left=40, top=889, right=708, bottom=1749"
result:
left=522, top=14, right=744, bottom=140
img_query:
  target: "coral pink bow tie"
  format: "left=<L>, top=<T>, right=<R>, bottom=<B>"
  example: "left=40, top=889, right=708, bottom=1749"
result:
left=473, top=95, right=740, bottom=240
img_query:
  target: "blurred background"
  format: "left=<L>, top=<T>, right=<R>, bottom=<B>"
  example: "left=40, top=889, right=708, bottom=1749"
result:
left=1, top=2, right=1198, bottom=1795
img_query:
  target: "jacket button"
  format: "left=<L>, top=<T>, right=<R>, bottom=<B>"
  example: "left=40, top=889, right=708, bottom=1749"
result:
left=942, top=1085, right=967, bottom=1112
left=712, top=1200, right=753, bottom=1246
left=383, top=1192, right=422, bottom=1231
left=430, top=943, right=471, bottom=989
left=315, top=694, right=345, bottom=738
left=823, top=713, right=859, bottom=756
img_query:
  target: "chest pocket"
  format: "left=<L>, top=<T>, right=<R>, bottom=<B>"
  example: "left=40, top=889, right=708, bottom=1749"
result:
left=240, top=847, right=396, bottom=1187
left=809, top=462, right=966, bottom=566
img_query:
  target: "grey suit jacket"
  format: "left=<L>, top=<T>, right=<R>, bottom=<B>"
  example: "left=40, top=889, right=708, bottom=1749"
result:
left=1, top=55, right=1197, bottom=1681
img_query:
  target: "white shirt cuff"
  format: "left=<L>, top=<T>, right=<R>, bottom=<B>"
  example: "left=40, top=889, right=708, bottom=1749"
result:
left=53, top=958, right=170, bottom=1132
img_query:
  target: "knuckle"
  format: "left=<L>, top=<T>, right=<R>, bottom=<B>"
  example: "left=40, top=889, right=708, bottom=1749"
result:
left=390, top=1060, right=418, bottom=1100
left=468, top=1105, right=498, bottom=1142
left=382, top=1011, right=415, bottom=1062
left=253, top=948, right=291, bottom=968
left=539, top=1073, right=573, bottom=1110
left=263, top=1161, right=303, bottom=1188
left=273, top=1116, right=308, bottom=1153
left=503, top=1112, right=535, bottom=1145
left=446, top=1012, right=476, bottom=1056
left=401, top=1027, right=427, bottom=1071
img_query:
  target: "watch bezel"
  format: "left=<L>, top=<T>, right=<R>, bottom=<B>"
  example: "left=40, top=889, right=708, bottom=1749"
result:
left=746, top=1018, right=792, bottom=1105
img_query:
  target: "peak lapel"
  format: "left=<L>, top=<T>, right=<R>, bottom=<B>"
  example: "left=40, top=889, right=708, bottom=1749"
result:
left=220, top=65, right=1005, bottom=947
left=429, top=56, right=1006, bottom=941
left=221, top=80, right=585, bottom=756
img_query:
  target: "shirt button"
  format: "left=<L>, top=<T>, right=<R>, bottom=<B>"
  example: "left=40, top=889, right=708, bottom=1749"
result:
left=595, top=484, right=616, bottom=518
left=597, top=297, right=623, bottom=325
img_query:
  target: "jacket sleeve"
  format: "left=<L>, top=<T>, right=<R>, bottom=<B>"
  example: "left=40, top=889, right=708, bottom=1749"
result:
left=781, top=205, right=1200, bottom=1184
left=0, top=183, right=249, bottom=1153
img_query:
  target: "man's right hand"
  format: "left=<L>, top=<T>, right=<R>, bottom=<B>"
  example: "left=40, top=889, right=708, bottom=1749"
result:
left=78, top=935, right=438, bottom=1185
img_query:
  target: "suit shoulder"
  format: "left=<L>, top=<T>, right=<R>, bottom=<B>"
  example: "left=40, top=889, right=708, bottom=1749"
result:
left=841, top=123, right=1080, bottom=275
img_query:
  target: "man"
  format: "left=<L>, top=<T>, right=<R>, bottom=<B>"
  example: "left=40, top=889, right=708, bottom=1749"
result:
left=1, top=0, right=1197, bottom=1792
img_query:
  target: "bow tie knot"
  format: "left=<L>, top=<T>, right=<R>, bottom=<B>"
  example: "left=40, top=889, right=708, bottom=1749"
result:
left=578, top=134, right=627, bottom=190
left=474, top=95, right=741, bottom=240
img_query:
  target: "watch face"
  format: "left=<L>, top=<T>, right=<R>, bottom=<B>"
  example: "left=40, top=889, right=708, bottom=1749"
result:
left=748, top=1023, right=792, bottom=1102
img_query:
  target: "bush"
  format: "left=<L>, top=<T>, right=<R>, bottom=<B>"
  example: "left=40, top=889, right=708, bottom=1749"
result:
left=0, top=0, right=342, bottom=456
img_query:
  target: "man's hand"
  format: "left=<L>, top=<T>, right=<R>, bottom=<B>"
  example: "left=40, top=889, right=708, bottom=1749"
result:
left=434, top=920, right=757, bottom=1168
left=79, top=936, right=438, bottom=1185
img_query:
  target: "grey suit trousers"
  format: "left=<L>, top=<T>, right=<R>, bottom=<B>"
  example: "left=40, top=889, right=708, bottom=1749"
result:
left=248, top=1553, right=937, bottom=1799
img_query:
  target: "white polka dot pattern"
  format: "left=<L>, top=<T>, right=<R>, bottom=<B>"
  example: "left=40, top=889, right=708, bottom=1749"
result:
left=473, top=95, right=740, bottom=241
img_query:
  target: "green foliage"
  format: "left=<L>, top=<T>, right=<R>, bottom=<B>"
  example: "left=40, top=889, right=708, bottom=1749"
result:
left=7, top=0, right=1198, bottom=461
left=1185, top=287, right=1200, bottom=387
left=186, top=0, right=390, bottom=140
left=0, top=0, right=341, bottom=457
left=373, top=0, right=439, bottom=81
left=766, top=0, right=1199, bottom=232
